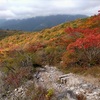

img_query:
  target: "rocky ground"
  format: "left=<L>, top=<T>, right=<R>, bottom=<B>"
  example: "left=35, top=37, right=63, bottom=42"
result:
left=0, top=65, right=100, bottom=100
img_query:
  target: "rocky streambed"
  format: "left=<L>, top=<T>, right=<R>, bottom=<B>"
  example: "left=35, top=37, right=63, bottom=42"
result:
left=0, top=65, right=100, bottom=100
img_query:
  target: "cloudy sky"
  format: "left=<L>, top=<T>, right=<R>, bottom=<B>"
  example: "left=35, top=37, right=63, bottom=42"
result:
left=0, top=0, right=100, bottom=19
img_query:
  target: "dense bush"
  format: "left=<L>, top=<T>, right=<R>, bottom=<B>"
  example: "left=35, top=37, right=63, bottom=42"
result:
left=5, top=67, right=32, bottom=88
left=65, top=27, right=100, bottom=66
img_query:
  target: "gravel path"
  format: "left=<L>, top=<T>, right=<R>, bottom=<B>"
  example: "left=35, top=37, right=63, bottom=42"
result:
left=33, top=65, right=100, bottom=100
left=1, top=65, right=100, bottom=100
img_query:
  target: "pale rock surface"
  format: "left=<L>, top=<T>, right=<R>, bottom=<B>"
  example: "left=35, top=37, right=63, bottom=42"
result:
left=0, top=65, right=100, bottom=100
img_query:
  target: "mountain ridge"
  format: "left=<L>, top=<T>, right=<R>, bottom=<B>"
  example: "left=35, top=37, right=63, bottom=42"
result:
left=0, top=14, right=87, bottom=31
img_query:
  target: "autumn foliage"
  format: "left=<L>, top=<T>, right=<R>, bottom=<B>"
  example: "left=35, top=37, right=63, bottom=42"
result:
left=66, top=27, right=100, bottom=66
left=0, top=11, right=100, bottom=90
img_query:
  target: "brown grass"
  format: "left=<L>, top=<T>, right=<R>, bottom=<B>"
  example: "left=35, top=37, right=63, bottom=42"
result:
left=76, top=93, right=86, bottom=100
left=59, top=65, right=100, bottom=86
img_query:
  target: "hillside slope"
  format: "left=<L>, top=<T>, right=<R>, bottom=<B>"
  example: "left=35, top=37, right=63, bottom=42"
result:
left=0, top=14, right=100, bottom=51
left=0, top=12, right=100, bottom=100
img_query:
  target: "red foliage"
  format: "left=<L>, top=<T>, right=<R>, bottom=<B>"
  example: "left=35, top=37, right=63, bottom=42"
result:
left=65, top=27, right=100, bottom=36
left=67, top=34, right=100, bottom=50
left=66, top=27, right=100, bottom=64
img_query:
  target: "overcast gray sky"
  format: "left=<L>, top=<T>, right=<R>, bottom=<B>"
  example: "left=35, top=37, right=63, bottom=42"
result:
left=0, top=0, right=100, bottom=19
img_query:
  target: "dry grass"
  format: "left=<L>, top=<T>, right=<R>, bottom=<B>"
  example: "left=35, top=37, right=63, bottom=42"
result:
left=62, top=65, right=100, bottom=77
left=60, top=65, right=100, bottom=86
left=81, top=75, right=100, bottom=86
left=76, top=93, right=86, bottom=100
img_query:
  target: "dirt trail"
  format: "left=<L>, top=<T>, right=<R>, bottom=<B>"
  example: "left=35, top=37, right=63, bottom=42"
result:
left=34, top=65, right=100, bottom=100
left=2, top=65, right=100, bottom=100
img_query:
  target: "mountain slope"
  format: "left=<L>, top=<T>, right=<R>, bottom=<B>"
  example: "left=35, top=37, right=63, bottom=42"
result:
left=0, top=15, right=87, bottom=31
left=0, top=14, right=99, bottom=51
left=0, top=19, right=6, bottom=26
left=0, top=12, right=100, bottom=100
left=0, top=14, right=100, bottom=76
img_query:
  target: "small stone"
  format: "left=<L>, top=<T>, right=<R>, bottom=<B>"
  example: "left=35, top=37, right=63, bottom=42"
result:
left=70, top=87, right=75, bottom=90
